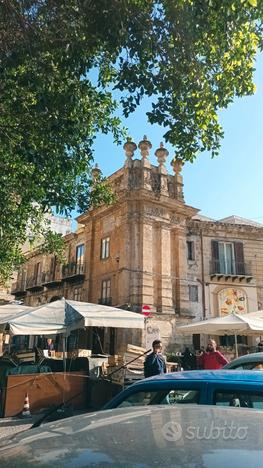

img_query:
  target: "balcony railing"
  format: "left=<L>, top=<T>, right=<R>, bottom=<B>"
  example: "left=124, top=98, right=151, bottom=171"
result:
left=62, top=262, right=85, bottom=281
left=98, top=297, right=112, bottom=306
left=26, top=275, right=44, bottom=291
left=210, top=260, right=252, bottom=277
left=42, top=270, right=62, bottom=287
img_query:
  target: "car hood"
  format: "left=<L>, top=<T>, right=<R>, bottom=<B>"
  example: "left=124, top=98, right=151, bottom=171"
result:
left=1, top=406, right=263, bottom=467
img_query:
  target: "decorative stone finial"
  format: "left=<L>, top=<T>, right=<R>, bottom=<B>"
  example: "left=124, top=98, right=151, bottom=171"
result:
left=138, top=135, right=152, bottom=162
left=155, top=142, right=169, bottom=173
left=92, top=163, right=102, bottom=180
left=171, top=157, right=184, bottom=174
left=123, top=140, right=137, bottom=167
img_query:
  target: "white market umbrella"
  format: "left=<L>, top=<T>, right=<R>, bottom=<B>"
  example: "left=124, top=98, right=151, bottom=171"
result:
left=177, top=310, right=263, bottom=357
left=0, top=304, right=32, bottom=332
left=7, top=299, right=145, bottom=336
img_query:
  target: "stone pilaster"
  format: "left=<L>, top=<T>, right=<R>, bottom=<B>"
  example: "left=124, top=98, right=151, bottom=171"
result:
left=158, top=226, right=173, bottom=311
left=141, top=221, right=155, bottom=308
left=172, top=226, right=189, bottom=314
left=129, top=217, right=141, bottom=307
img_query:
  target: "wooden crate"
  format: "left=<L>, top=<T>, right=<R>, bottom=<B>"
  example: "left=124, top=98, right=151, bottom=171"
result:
left=127, top=344, right=146, bottom=354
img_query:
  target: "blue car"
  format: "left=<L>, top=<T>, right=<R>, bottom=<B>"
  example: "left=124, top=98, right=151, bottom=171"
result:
left=104, top=370, right=263, bottom=410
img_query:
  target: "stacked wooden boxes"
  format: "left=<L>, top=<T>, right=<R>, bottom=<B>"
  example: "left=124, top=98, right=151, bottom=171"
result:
left=66, top=349, right=92, bottom=359
left=124, top=344, right=145, bottom=384
left=106, top=344, right=146, bottom=385
left=106, top=355, right=125, bottom=384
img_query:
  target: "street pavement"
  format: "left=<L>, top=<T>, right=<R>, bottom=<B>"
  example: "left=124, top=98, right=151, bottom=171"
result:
left=0, top=408, right=91, bottom=441
left=0, top=416, right=33, bottom=440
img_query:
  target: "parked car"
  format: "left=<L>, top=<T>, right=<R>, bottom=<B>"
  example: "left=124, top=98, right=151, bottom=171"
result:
left=1, top=405, right=263, bottom=466
left=103, top=370, right=263, bottom=410
left=224, top=352, right=263, bottom=370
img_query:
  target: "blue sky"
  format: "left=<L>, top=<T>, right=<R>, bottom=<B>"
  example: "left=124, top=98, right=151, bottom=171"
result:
left=89, top=52, right=263, bottom=223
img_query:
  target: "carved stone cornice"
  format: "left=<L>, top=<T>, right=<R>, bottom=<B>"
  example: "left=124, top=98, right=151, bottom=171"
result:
left=187, top=219, right=263, bottom=238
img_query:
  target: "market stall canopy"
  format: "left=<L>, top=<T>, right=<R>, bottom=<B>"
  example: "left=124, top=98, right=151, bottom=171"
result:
left=68, top=300, right=145, bottom=331
left=177, top=310, right=263, bottom=336
left=7, top=299, right=144, bottom=336
left=0, top=304, right=32, bottom=332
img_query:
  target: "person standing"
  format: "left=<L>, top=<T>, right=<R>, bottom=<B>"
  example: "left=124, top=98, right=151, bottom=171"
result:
left=144, top=340, right=167, bottom=378
left=198, top=339, right=228, bottom=370
left=46, top=338, right=55, bottom=357
left=181, top=347, right=196, bottom=370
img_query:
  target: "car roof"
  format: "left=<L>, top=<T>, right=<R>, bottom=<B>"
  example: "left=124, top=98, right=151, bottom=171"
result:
left=1, top=405, right=263, bottom=466
left=225, top=352, right=263, bottom=365
left=137, top=369, right=263, bottom=384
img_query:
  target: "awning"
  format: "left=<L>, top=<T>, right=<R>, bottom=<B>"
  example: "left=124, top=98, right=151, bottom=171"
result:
left=177, top=310, right=263, bottom=336
left=0, top=304, right=32, bottom=332
left=67, top=300, right=145, bottom=331
left=7, top=299, right=144, bottom=336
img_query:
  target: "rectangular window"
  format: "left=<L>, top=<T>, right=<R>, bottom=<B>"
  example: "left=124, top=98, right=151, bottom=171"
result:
left=101, top=279, right=111, bottom=304
left=76, top=244, right=84, bottom=264
left=187, top=241, right=195, bottom=261
left=212, top=241, right=245, bottom=275
left=74, top=287, right=81, bottom=301
left=101, top=237, right=110, bottom=259
left=189, top=285, right=198, bottom=302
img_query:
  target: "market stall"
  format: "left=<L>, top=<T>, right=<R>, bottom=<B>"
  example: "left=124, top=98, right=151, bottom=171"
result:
left=177, top=309, right=263, bottom=357
left=0, top=299, right=145, bottom=416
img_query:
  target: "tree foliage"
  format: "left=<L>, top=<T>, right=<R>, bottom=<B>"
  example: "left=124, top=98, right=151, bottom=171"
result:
left=0, top=0, right=262, bottom=283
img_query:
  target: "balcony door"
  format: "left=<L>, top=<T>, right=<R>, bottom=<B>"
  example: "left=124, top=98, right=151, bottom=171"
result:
left=218, top=242, right=235, bottom=275
left=76, top=244, right=84, bottom=274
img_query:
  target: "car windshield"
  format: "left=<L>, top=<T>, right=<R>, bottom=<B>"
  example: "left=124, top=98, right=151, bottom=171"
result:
left=117, top=388, right=200, bottom=408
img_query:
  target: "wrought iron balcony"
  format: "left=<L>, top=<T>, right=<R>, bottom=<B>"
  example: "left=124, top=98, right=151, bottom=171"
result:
left=42, top=271, right=62, bottom=287
left=26, top=275, right=44, bottom=291
left=62, top=262, right=85, bottom=282
left=210, top=260, right=252, bottom=279
left=98, top=297, right=112, bottom=306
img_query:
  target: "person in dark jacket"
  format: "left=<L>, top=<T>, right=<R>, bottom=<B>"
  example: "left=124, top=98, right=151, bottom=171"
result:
left=144, top=340, right=166, bottom=378
left=181, top=347, right=196, bottom=370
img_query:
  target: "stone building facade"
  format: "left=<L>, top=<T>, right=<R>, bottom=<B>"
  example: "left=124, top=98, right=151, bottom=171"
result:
left=11, top=137, right=263, bottom=352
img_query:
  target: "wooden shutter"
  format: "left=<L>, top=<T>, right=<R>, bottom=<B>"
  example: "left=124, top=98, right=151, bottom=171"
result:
left=234, top=242, right=245, bottom=275
left=211, top=240, right=219, bottom=260
left=211, top=240, right=219, bottom=273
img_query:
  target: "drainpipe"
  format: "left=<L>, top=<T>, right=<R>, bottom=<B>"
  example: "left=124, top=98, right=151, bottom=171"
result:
left=200, top=229, right=206, bottom=319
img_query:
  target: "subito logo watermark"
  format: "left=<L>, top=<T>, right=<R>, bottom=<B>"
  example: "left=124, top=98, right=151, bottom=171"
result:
left=162, top=421, right=248, bottom=442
